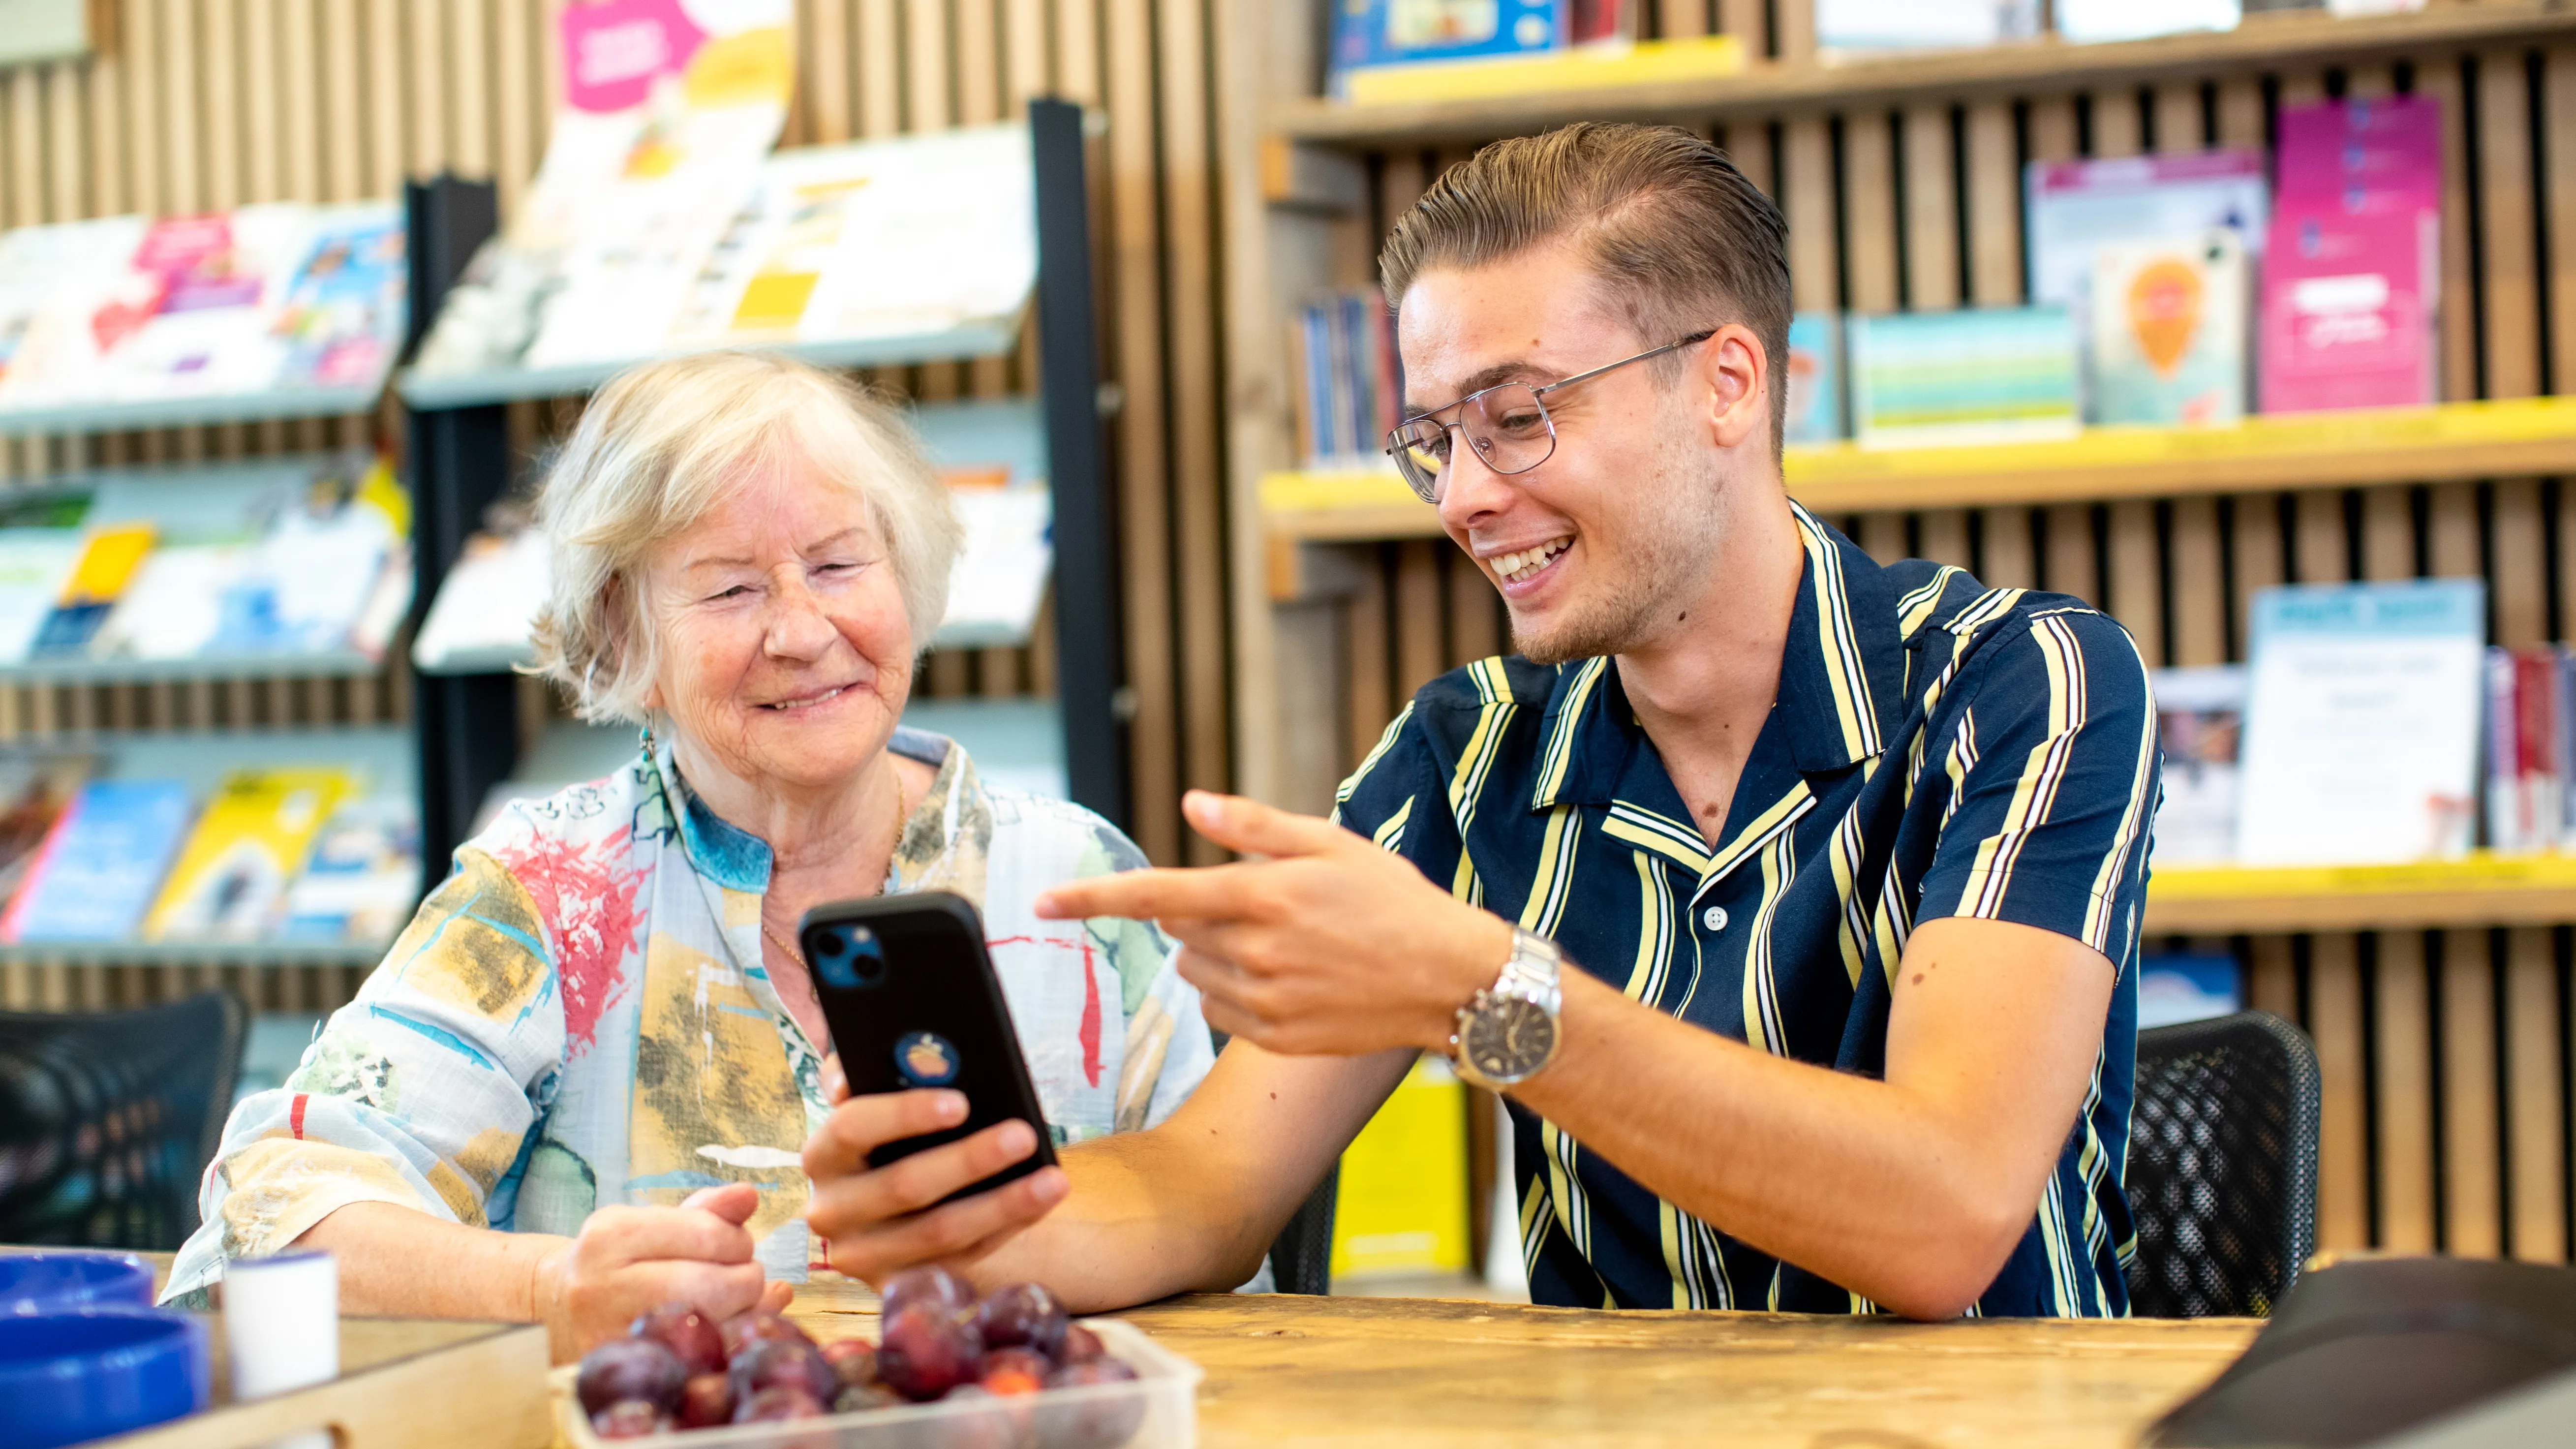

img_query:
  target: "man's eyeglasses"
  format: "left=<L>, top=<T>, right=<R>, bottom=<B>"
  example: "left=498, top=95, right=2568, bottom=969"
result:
left=1382, top=331, right=1716, bottom=503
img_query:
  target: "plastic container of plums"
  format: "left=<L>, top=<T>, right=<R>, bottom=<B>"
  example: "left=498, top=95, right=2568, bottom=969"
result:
left=555, top=1269, right=1202, bottom=1449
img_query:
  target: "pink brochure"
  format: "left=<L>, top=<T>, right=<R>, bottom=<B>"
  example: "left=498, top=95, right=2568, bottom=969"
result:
left=2259, top=203, right=2438, bottom=414
left=2274, top=93, right=2442, bottom=211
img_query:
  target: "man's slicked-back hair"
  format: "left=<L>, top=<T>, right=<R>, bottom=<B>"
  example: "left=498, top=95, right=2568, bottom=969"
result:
left=1378, top=122, right=1794, bottom=453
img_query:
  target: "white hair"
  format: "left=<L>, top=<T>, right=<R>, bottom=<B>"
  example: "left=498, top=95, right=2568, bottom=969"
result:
left=526, top=349, right=964, bottom=725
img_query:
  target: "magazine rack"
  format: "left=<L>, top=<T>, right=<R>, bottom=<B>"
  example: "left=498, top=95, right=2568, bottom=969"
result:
left=402, top=98, right=1128, bottom=874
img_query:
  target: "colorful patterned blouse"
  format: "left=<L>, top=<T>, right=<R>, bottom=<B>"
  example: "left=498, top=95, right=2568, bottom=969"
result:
left=162, top=729, right=1216, bottom=1301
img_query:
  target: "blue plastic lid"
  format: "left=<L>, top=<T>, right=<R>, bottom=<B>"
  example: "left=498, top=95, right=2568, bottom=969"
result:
left=0, top=1307, right=210, bottom=1449
left=0, top=1251, right=154, bottom=1317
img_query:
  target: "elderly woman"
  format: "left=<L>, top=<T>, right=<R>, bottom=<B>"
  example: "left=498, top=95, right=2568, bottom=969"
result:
left=160, top=350, right=1214, bottom=1357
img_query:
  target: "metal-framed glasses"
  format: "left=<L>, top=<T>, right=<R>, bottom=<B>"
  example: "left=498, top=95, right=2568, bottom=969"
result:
left=1383, top=330, right=1715, bottom=503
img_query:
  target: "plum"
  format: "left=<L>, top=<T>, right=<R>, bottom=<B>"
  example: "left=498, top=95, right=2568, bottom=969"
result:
left=1055, top=1324, right=1106, bottom=1366
left=730, top=1336, right=839, bottom=1404
left=677, top=1372, right=735, bottom=1429
left=630, top=1303, right=726, bottom=1376
left=589, top=1400, right=671, bottom=1439
left=980, top=1346, right=1053, bottom=1395
left=733, top=1386, right=828, bottom=1422
left=720, top=1309, right=815, bottom=1358
left=976, top=1282, right=1069, bottom=1359
left=820, top=1336, right=879, bottom=1388
left=576, top=1336, right=686, bottom=1416
left=1036, top=1359, right=1144, bottom=1449
left=878, top=1264, right=976, bottom=1323
left=875, top=1301, right=987, bottom=1401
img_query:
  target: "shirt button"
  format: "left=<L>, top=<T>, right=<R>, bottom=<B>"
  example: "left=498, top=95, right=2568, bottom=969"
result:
left=1702, top=906, right=1729, bottom=932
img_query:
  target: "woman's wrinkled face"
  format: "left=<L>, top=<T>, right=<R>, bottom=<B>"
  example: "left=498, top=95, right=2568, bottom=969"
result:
left=640, top=450, right=914, bottom=794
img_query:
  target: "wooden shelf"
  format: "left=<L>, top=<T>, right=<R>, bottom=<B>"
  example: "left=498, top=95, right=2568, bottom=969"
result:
left=1275, top=3, right=2576, bottom=148
left=1262, top=398, right=2576, bottom=552
left=0, top=937, right=392, bottom=968
left=0, top=647, right=387, bottom=688
left=2146, top=855, right=2576, bottom=935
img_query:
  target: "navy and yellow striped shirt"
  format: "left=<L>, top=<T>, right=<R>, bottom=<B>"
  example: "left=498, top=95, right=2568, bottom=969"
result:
left=1334, top=504, right=2157, bottom=1317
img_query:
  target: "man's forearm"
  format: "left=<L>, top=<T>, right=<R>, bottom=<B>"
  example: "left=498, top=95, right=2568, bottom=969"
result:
left=293, top=1200, right=564, bottom=1321
left=958, top=1044, right=1414, bottom=1313
left=1510, top=917, right=2112, bottom=1319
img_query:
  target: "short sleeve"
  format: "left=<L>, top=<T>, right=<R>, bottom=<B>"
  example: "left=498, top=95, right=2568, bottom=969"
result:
left=159, top=846, right=567, bottom=1304
left=1331, top=703, right=1470, bottom=897
left=1914, top=607, right=2161, bottom=973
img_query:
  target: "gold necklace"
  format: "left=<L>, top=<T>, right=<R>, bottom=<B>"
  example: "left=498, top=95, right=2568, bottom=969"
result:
left=761, top=771, right=911, bottom=968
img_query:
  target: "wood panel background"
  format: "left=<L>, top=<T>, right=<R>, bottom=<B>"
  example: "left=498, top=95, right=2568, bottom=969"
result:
left=0, top=0, right=1239, bottom=1016
left=1258, top=5, right=2576, bottom=1265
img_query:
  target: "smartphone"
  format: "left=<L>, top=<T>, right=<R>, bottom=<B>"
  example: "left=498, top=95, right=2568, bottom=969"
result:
left=801, top=891, right=1060, bottom=1203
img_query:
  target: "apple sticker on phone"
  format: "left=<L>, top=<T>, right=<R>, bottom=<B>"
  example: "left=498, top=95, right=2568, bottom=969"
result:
left=895, top=1030, right=960, bottom=1086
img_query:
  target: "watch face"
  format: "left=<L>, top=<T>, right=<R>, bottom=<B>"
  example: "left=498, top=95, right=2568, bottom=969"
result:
left=1463, top=996, right=1558, bottom=1083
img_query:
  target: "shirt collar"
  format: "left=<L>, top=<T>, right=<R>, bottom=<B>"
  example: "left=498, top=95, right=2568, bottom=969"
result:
left=645, top=725, right=973, bottom=897
left=1530, top=503, right=1904, bottom=811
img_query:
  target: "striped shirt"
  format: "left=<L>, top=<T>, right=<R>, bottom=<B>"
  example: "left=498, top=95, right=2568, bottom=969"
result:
left=1334, top=504, right=2156, bottom=1317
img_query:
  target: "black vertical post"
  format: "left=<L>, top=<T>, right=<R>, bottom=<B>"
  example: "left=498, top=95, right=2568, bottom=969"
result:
left=403, top=176, right=520, bottom=885
left=1029, top=98, right=1130, bottom=830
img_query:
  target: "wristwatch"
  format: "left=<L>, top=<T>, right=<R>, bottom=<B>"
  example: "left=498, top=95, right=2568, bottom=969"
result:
left=1448, top=928, right=1564, bottom=1089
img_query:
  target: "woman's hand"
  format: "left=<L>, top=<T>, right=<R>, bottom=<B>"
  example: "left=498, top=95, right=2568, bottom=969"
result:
left=531, top=1182, right=793, bottom=1359
left=800, top=1053, right=1068, bottom=1286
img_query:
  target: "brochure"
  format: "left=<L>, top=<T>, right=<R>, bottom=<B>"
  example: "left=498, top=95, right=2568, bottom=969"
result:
left=277, top=795, right=422, bottom=944
left=1815, top=0, right=2039, bottom=51
left=145, top=768, right=353, bottom=941
left=2234, top=580, right=2485, bottom=864
left=1846, top=307, right=2080, bottom=449
left=1783, top=312, right=1843, bottom=446
left=0, top=750, right=97, bottom=911
left=1, top=778, right=195, bottom=941
left=2055, top=0, right=2239, bottom=43
left=2089, top=232, right=2248, bottom=427
left=2150, top=664, right=2244, bottom=866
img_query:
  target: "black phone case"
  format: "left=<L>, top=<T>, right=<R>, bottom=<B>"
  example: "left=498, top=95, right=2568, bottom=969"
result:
left=801, top=891, right=1060, bottom=1203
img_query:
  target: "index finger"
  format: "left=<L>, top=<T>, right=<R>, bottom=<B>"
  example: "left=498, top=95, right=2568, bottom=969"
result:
left=802, top=1087, right=968, bottom=1180
left=1034, top=863, right=1259, bottom=922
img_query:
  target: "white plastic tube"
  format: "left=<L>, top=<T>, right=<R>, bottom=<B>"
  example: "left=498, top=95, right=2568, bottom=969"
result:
left=222, top=1248, right=338, bottom=1449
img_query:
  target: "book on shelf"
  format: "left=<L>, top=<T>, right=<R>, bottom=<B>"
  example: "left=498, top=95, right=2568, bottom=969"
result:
left=1815, top=0, right=2039, bottom=54
left=411, top=524, right=552, bottom=673
left=1328, top=0, right=1567, bottom=94
left=145, top=768, right=355, bottom=942
left=2053, top=0, right=2239, bottom=44
left=2023, top=149, right=2268, bottom=421
left=2259, top=95, right=2443, bottom=414
left=278, top=795, right=424, bottom=945
left=2088, top=231, right=2248, bottom=427
left=2234, top=579, right=2484, bottom=865
left=1846, top=307, right=2080, bottom=449
left=0, top=528, right=90, bottom=666
left=1783, top=312, right=1844, bottom=446
left=0, top=750, right=96, bottom=915
left=1290, top=289, right=1402, bottom=471
left=0, top=202, right=407, bottom=418
left=2149, top=664, right=2245, bottom=867
left=2480, top=644, right=2576, bottom=856
left=1, top=778, right=197, bottom=943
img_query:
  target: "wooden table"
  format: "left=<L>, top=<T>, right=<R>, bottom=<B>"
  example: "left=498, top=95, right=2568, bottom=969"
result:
left=786, top=1275, right=2257, bottom=1448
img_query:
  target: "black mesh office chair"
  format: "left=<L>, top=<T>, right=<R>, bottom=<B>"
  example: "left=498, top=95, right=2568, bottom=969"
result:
left=0, top=989, right=247, bottom=1251
left=1267, top=1165, right=1338, bottom=1295
left=2125, top=1009, right=2321, bottom=1319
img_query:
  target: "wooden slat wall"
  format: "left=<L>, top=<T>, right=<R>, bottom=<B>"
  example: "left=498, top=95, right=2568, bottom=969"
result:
left=0, top=1, right=1239, bottom=1017
left=1316, top=15, right=2576, bottom=1264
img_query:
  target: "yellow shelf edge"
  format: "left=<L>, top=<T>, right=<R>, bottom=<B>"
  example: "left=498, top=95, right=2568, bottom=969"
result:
left=2150, top=852, right=2576, bottom=902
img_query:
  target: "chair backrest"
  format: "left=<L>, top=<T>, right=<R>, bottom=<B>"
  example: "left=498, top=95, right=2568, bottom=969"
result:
left=1268, top=1164, right=1339, bottom=1295
left=0, top=989, right=248, bottom=1251
left=2125, top=1009, right=2321, bottom=1318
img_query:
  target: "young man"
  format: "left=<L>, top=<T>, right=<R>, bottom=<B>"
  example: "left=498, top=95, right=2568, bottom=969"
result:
left=803, top=123, right=2157, bottom=1319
